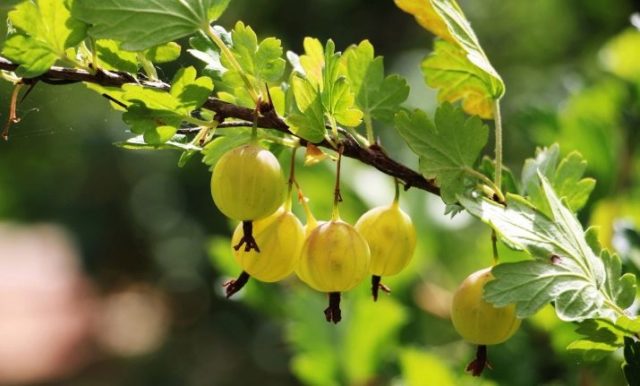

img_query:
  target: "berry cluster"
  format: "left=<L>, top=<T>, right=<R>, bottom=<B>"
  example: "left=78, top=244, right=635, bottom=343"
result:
left=210, top=142, right=416, bottom=323
left=210, top=142, right=520, bottom=375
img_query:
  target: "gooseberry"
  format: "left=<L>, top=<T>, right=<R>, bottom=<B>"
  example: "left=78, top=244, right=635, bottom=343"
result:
left=223, top=206, right=305, bottom=297
left=297, top=219, right=370, bottom=323
left=451, top=267, right=521, bottom=375
left=211, top=143, right=285, bottom=251
left=355, top=201, right=416, bottom=300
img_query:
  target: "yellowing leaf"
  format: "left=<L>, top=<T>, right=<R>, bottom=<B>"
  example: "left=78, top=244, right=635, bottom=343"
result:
left=422, top=40, right=497, bottom=119
left=394, top=0, right=453, bottom=42
left=395, top=0, right=505, bottom=118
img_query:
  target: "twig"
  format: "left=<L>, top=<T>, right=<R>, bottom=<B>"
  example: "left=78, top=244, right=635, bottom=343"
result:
left=0, top=56, right=441, bottom=197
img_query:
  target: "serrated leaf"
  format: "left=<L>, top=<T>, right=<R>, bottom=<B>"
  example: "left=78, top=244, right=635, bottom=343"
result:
left=188, top=32, right=226, bottom=77
left=145, top=42, right=182, bottom=63
left=170, top=67, right=214, bottom=111
left=3, top=0, right=87, bottom=77
left=342, top=40, right=409, bottom=123
left=72, top=0, right=229, bottom=51
left=288, top=38, right=363, bottom=139
left=601, top=250, right=637, bottom=309
left=204, top=22, right=285, bottom=104
left=95, top=39, right=138, bottom=73
left=485, top=261, right=603, bottom=321
left=396, top=0, right=504, bottom=118
left=422, top=40, right=497, bottom=119
left=122, top=102, right=182, bottom=143
left=394, top=0, right=453, bottom=42
left=568, top=317, right=640, bottom=362
left=395, top=103, right=489, bottom=204
left=522, top=144, right=596, bottom=213
left=462, top=175, right=635, bottom=321
left=120, top=66, right=212, bottom=145
left=1, top=34, right=58, bottom=78
left=286, top=75, right=327, bottom=143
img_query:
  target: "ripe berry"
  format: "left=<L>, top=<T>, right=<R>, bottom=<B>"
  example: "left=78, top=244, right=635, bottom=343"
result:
left=231, top=207, right=304, bottom=282
left=297, top=219, right=370, bottom=323
left=211, top=143, right=285, bottom=251
left=451, top=267, right=521, bottom=375
left=355, top=201, right=416, bottom=300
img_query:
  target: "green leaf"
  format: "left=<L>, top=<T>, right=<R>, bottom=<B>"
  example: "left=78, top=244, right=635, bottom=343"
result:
left=485, top=260, right=604, bottom=321
left=115, top=134, right=201, bottom=152
left=623, top=337, right=640, bottom=386
left=122, top=102, right=182, bottom=144
left=430, top=0, right=503, bottom=92
left=120, top=67, right=213, bottom=145
left=394, top=0, right=454, bottom=42
left=1, top=34, right=58, bottom=78
left=3, top=0, right=87, bottom=77
left=461, top=175, right=636, bottom=321
left=72, top=0, right=229, bottom=51
left=288, top=38, right=363, bottom=139
left=521, top=144, right=596, bottom=213
left=145, top=42, right=182, bottom=63
left=395, top=103, right=489, bottom=204
left=601, top=250, right=637, bottom=310
left=396, top=0, right=504, bottom=119
left=227, top=22, right=286, bottom=84
left=207, top=0, right=230, bottom=21
left=286, top=75, right=327, bottom=143
left=567, top=317, right=640, bottom=363
left=170, top=67, right=214, bottom=111
left=422, top=39, right=498, bottom=119
left=342, top=40, right=409, bottom=123
left=95, top=39, right=138, bottom=73
left=188, top=31, right=226, bottom=77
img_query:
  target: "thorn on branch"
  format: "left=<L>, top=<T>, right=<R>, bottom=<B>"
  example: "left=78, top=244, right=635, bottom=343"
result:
left=101, top=94, right=128, bottom=109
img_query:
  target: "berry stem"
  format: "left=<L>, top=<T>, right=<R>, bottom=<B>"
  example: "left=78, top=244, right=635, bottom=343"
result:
left=286, top=147, right=298, bottom=211
left=393, top=177, right=400, bottom=205
left=324, top=292, right=342, bottom=324
left=223, top=271, right=251, bottom=298
left=331, top=146, right=344, bottom=221
left=466, top=345, right=489, bottom=376
left=233, top=221, right=260, bottom=252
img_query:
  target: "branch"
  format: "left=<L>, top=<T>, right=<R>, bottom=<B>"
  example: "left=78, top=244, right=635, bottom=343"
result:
left=0, top=56, right=440, bottom=196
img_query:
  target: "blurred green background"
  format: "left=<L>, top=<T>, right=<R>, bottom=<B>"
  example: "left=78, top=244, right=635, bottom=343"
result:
left=0, top=0, right=639, bottom=385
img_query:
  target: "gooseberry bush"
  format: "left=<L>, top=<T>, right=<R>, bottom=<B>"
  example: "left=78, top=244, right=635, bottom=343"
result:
left=1, top=0, right=639, bottom=384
